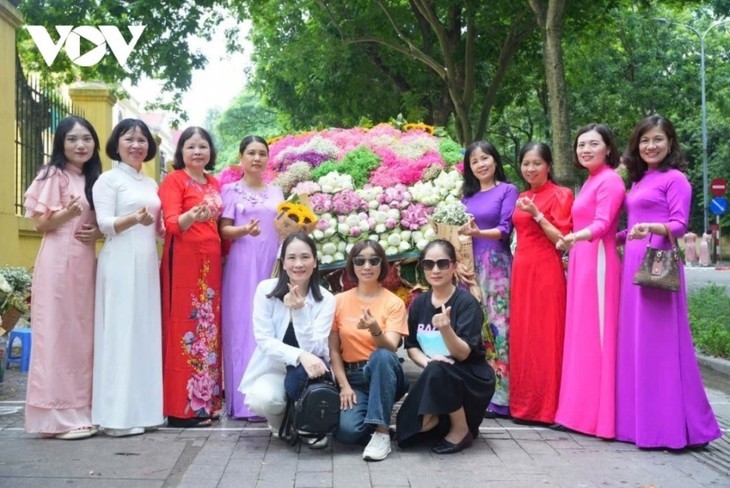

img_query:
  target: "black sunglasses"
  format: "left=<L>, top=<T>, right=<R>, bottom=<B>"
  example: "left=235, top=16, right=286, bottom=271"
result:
left=353, top=256, right=382, bottom=267
left=421, top=259, right=453, bottom=271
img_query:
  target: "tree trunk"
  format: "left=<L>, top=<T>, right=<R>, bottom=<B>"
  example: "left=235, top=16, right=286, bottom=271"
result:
left=528, top=0, right=573, bottom=185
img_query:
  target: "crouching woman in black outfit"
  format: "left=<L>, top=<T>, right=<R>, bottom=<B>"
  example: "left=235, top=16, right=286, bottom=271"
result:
left=396, top=239, right=495, bottom=454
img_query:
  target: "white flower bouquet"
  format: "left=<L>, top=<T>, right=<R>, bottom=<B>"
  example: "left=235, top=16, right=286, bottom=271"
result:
left=430, top=202, right=481, bottom=301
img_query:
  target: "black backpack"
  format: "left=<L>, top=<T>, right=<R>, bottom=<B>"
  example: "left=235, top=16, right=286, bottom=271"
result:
left=279, top=375, right=340, bottom=445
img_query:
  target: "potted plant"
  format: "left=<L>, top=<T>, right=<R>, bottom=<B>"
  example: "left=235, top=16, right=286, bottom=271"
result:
left=0, top=266, right=32, bottom=332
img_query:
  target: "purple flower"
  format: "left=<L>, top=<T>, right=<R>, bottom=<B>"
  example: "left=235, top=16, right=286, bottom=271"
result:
left=183, top=332, right=195, bottom=344
left=277, top=150, right=332, bottom=172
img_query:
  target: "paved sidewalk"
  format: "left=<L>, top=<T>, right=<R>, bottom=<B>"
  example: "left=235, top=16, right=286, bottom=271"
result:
left=0, top=365, right=728, bottom=488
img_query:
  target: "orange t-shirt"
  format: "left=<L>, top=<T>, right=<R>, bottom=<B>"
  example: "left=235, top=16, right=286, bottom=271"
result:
left=333, top=288, right=408, bottom=363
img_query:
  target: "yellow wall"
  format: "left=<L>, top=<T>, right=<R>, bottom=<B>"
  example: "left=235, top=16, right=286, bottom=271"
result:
left=0, top=1, right=36, bottom=268
left=0, top=7, right=117, bottom=268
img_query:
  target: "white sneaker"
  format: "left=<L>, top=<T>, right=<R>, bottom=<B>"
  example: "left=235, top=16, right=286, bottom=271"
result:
left=363, top=431, right=391, bottom=461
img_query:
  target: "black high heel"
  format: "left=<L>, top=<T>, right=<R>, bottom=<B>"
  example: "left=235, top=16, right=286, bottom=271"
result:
left=431, top=431, right=474, bottom=454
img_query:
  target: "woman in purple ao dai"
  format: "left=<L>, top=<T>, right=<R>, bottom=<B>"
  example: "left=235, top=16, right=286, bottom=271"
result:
left=220, top=136, right=284, bottom=419
left=615, top=115, right=721, bottom=449
left=459, top=140, right=518, bottom=418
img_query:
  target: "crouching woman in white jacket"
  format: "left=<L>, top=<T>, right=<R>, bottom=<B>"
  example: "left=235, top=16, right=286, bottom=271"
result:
left=239, top=232, right=335, bottom=440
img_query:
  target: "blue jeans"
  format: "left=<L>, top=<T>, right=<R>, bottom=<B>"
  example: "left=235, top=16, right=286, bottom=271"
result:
left=336, top=348, right=409, bottom=445
left=284, top=358, right=331, bottom=401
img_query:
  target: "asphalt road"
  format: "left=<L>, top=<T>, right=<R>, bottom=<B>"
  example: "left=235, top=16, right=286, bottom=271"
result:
left=685, top=266, right=730, bottom=293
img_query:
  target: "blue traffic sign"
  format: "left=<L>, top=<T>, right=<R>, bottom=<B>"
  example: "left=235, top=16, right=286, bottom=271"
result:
left=710, top=196, right=728, bottom=216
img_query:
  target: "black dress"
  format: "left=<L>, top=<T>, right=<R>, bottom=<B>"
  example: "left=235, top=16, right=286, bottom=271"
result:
left=396, top=289, right=495, bottom=447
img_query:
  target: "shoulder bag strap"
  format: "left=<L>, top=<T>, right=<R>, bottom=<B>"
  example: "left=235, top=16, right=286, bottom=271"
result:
left=662, top=224, right=679, bottom=251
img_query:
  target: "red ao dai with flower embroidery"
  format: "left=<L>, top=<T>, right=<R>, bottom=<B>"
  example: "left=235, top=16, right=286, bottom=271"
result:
left=159, top=170, right=223, bottom=420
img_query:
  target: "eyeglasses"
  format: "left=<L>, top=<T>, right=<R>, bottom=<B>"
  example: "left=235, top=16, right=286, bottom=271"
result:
left=353, top=256, right=382, bottom=267
left=421, top=259, right=453, bottom=271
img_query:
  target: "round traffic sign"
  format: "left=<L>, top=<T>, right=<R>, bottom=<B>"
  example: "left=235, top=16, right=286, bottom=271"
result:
left=710, top=196, right=728, bottom=216
left=710, top=177, right=727, bottom=197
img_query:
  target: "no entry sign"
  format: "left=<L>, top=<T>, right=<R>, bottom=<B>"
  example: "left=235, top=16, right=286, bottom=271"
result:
left=711, top=178, right=727, bottom=197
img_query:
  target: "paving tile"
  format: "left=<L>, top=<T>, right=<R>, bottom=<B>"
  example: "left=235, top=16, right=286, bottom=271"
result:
left=294, top=471, right=333, bottom=488
left=0, top=368, right=728, bottom=487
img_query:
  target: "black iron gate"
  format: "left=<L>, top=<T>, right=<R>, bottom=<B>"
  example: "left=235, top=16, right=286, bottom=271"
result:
left=14, top=64, right=84, bottom=214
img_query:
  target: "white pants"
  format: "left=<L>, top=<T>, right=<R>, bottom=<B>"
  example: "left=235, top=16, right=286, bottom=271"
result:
left=245, top=372, right=287, bottom=432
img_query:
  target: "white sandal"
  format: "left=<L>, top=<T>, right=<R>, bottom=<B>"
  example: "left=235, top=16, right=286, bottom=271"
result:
left=54, top=426, right=96, bottom=440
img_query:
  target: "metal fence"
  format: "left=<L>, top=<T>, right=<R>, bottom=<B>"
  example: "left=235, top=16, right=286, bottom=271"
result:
left=14, top=68, right=84, bottom=214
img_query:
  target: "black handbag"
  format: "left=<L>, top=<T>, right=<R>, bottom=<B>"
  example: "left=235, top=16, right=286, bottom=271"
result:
left=632, top=224, right=681, bottom=292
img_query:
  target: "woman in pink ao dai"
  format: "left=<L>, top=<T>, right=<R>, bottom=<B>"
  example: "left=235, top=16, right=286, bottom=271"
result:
left=555, top=124, right=625, bottom=438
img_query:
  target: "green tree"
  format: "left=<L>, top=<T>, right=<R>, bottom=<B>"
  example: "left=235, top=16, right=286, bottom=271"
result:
left=562, top=1, right=730, bottom=230
left=16, top=0, right=226, bottom=120
left=212, top=90, right=283, bottom=167
left=528, top=0, right=572, bottom=183
left=236, top=0, right=537, bottom=145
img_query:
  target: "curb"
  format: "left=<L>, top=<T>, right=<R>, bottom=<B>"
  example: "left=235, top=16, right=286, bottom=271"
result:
left=697, top=353, right=730, bottom=377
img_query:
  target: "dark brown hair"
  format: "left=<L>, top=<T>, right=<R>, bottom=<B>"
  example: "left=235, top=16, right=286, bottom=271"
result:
left=239, top=135, right=269, bottom=155
left=572, top=123, right=620, bottom=170
left=518, top=141, right=554, bottom=184
left=462, top=140, right=508, bottom=198
left=172, top=126, right=217, bottom=171
left=106, top=118, right=157, bottom=162
left=623, top=115, right=687, bottom=182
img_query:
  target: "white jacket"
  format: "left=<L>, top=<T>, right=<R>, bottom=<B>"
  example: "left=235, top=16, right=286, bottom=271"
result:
left=239, top=278, right=335, bottom=396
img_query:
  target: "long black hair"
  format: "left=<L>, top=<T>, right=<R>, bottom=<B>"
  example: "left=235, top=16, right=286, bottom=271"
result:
left=623, top=115, right=687, bottom=182
left=266, top=232, right=324, bottom=302
left=461, top=140, right=508, bottom=198
left=172, top=126, right=217, bottom=171
left=39, top=116, right=102, bottom=210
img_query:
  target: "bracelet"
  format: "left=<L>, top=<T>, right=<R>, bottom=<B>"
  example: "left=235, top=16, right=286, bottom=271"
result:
left=533, top=212, right=544, bottom=223
left=371, top=329, right=383, bottom=337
